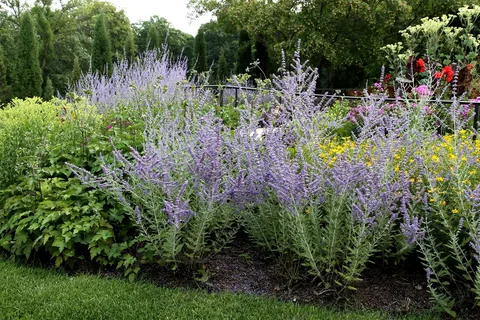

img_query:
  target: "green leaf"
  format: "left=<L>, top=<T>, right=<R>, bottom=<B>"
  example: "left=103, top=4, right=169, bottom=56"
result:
left=55, top=256, right=63, bottom=267
left=52, top=238, right=65, bottom=253
left=92, top=229, right=114, bottom=242
left=28, top=223, right=40, bottom=231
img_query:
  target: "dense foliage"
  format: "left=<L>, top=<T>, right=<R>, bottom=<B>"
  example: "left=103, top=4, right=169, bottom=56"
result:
left=194, top=29, right=207, bottom=73
left=91, top=13, right=112, bottom=75
left=4, top=2, right=480, bottom=318
left=0, top=97, right=143, bottom=279
left=15, top=12, right=42, bottom=99
left=0, top=0, right=195, bottom=105
left=189, top=0, right=479, bottom=86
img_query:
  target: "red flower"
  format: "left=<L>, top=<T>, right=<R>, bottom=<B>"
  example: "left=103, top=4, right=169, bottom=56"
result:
left=434, top=66, right=454, bottom=83
left=416, top=58, right=426, bottom=73
left=442, top=65, right=454, bottom=83
left=467, top=64, right=474, bottom=70
left=384, top=73, right=391, bottom=84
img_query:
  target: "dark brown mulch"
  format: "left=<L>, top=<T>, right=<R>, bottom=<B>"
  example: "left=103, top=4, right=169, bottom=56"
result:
left=59, top=234, right=480, bottom=319
left=204, top=245, right=433, bottom=313
left=138, top=237, right=435, bottom=317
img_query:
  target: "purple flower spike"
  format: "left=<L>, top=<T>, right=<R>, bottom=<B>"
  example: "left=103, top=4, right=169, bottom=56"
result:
left=400, top=214, right=424, bottom=245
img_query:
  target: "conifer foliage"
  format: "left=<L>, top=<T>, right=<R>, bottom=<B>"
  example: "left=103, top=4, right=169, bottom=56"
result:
left=71, top=56, right=81, bottom=85
left=124, top=29, right=136, bottom=64
left=16, top=12, right=43, bottom=99
left=92, top=13, right=113, bottom=76
left=216, top=49, right=228, bottom=82
left=43, top=76, right=54, bottom=100
left=194, top=30, right=207, bottom=73
left=235, top=30, right=252, bottom=75
left=147, top=25, right=159, bottom=50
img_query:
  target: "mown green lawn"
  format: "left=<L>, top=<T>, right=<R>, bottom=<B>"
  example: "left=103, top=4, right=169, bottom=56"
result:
left=0, top=258, right=438, bottom=320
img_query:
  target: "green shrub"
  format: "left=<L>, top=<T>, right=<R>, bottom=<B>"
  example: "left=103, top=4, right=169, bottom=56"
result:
left=0, top=98, right=143, bottom=279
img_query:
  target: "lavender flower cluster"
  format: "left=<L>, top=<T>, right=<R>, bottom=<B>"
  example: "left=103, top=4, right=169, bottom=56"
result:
left=67, top=47, right=480, bottom=301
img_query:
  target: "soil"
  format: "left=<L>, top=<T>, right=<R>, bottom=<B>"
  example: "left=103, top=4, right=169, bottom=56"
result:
left=137, top=235, right=441, bottom=318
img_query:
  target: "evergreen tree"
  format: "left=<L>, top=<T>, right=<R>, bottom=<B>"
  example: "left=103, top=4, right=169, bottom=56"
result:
left=254, top=39, right=270, bottom=78
left=124, top=29, right=136, bottom=63
left=236, top=30, right=252, bottom=75
left=217, top=49, right=228, bottom=83
left=0, top=46, right=11, bottom=103
left=71, top=56, right=81, bottom=85
left=43, top=76, right=54, bottom=100
left=194, top=30, right=207, bottom=73
left=0, top=47, right=6, bottom=90
left=147, top=24, right=159, bottom=50
left=36, top=11, right=54, bottom=73
left=16, top=12, right=43, bottom=99
left=92, top=13, right=113, bottom=75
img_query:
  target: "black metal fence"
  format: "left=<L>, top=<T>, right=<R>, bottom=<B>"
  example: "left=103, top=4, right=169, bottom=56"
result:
left=200, top=84, right=480, bottom=139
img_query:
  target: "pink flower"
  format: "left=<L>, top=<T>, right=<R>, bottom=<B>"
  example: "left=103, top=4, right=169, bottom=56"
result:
left=107, top=125, right=113, bottom=130
left=469, top=97, right=480, bottom=103
left=424, top=105, right=433, bottom=115
left=415, top=85, right=431, bottom=96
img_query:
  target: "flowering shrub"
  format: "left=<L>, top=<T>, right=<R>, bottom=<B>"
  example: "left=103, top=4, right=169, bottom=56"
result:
left=4, top=41, right=480, bottom=317
left=382, top=5, right=480, bottom=99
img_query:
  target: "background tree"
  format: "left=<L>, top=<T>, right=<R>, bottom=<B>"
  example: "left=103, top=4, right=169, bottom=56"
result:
left=0, top=45, right=11, bottom=103
left=124, top=28, right=136, bottom=63
left=235, top=30, right=252, bottom=74
left=15, top=11, right=42, bottom=98
left=75, top=1, right=131, bottom=64
left=189, top=0, right=477, bottom=87
left=91, top=13, right=112, bottom=75
left=216, top=49, right=228, bottom=82
left=32, top=5, right=54, bottom=74
left=133, top=16, right=193, bottom=61
left=71, top=55, right=81, bottom=85
left=199, top=21, right=237, bottom=77
left=147, top=24, right=159, bottom=50
left=194, top=29, right=207, bottom=72
left=42, top=76, right=53, bottom=100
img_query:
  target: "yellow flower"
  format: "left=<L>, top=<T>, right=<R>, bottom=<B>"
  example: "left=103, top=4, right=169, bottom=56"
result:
left=409, top=178, right=415, bottom=183
left=441, top=201, right=446, bottom=206
left=452, top=208, right=459, bottom=214
left=435, top=177, right=444, bottom=182
left=395, top=166, right=400, bottom=173
left=431, top=155, right=440, bottom=163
